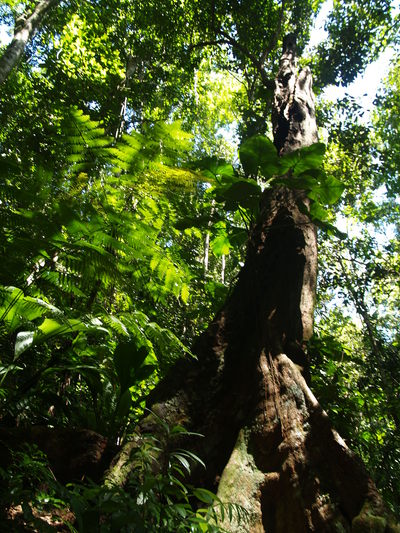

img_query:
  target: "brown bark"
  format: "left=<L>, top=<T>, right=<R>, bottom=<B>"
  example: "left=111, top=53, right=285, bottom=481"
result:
left=107, top=36, right=399, bottom=531
left=0, top=0, right=58, bottom=85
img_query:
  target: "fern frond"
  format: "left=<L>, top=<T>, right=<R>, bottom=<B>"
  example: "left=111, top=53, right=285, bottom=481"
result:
left=0, top=285, right=62, bottom=334
left=122, top=311, right=192, bottom=370
left=40, top=271, right=88, bottom=298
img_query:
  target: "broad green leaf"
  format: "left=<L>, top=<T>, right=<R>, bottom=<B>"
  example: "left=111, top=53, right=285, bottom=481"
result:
left=308, top=174, right=345, bottom=205
left=192, top=488, right=216, bottom=505
left=0, top=286, right=24, bottom=330
left=282, top=142, right=326, bottom=175
left=205, top=280, right=228, bottom=300
left=15, top=331, right=35, bottom=358
left=274, top=167, right=344, bottom=207
left=211, top=234, right=231, bottom=257
left=38, top=317, right=107, bottom=337
left=222, top=179, right=262, bottom=210
left=309, top=201, right=330, bottom=221
left=228, top=226, right=248, bottom=247
left=239, top=135, right=280, bottom=177
left=173, top=504, right=188, bottom=518
left=190, top=157, right=233, bottom=180
left=116, top=389, right=133, bottom=419
left=0, top=287, right=60, bottom=332
left=314, top=220, right=348, bottom=239
left=114, top=340, right=154, bottom=393
left=14, top=318, right=108, bottom=359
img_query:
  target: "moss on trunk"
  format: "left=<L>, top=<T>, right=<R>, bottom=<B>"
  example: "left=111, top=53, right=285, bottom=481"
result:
left=216, top=429, right=265, bottom=532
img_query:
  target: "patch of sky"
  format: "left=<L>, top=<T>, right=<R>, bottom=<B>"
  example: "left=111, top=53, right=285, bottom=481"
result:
left=308, top=0, right=397, bottom=121
left=323, top=48, right=394, bottom=121
left=0, top=24, right=12, bottom=47
left=306, top=0, right=398, bottom=243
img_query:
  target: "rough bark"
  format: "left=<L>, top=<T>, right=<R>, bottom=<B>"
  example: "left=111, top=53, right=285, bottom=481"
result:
left=0, top=0, right=58, bottom=85
left=107, top=36, right=399, bottom=531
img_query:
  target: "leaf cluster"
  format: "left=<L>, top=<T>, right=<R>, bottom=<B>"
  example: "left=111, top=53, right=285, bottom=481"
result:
left=0, top=420, right=249, bottom=532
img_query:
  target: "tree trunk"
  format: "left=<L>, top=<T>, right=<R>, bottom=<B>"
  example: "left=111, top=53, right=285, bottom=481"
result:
left=0, top=0, right=58, bottom=85
left=107, top=35, right=398, bottom=532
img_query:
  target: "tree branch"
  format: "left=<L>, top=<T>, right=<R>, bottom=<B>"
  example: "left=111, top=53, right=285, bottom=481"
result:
left=188, top=27, right=276, bottom=90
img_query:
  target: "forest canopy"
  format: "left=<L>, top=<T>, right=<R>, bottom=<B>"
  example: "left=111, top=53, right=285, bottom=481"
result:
left=0, top=0, right=399, bottom=530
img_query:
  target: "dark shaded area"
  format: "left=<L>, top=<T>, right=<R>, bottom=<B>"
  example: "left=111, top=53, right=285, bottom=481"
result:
left=0, top=426, right=117, bottom=483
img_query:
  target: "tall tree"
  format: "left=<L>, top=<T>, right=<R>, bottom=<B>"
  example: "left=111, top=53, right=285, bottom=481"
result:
left=0, top=0, right=58, bottom=84
left=107, top=35, right=398, bottom=531
left=1, top=0, right=399, bottom=528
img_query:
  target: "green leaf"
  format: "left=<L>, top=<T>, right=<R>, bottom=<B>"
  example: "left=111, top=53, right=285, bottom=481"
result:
left=283, top=142, right=326, bottom=175
left=14, top=317, right=108, bottom=359
left=174, top=214, right=216, bottom=230
left=239, top=135, right=280, bottom=177
left=211, top=234, right=231, bottom=257
left=192, top=488, right=216, bottom=505
left=114, top=340, right=154, bottom=393
left=190, top=157, right=233, bottom=180
left=309, top=201, right=330, bottom=221
left=15, top=331, right=35, bottom=358
left=314, top=220, right=348, bottom=239
left=228, top=226, right=248, bottom=247
left=0, top=286, right=24, bottom=330
left=0, top=286, right=62, bottom=334
left=275, top=166, right=344, bottom=208
left=181, top=284, right=189, bottom=304
left=116, top=388, right=132, bottom=419
left=173, top=504, right=188, bottom=518
left=38, top=317, right=108, bottom=337
left=222, top=179, right=262, bottom=210
left=308, top=174, right=345, bottom=205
